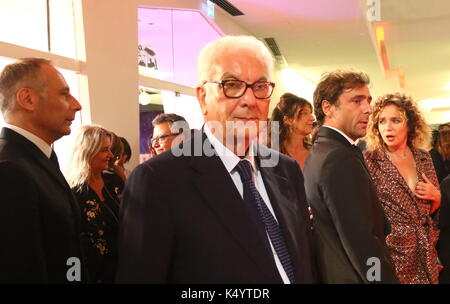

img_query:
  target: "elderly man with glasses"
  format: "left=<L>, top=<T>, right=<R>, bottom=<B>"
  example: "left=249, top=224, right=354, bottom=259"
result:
left=117, top=36, right=317, bottom=284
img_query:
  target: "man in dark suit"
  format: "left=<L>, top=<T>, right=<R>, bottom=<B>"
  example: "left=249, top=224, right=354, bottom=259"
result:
left=0, top=58, right=84, bottom=283
left=303, top=69, right=398, bottom=283
left=117, top=36, right=316, bottom=283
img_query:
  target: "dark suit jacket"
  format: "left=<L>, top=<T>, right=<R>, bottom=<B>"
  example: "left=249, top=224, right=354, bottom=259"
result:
left=303, top=127, right=398, bottom=283
left=0, top=127, right=84, bottom=283
left=430, top=149, right=449, bottom=183
left=438, top=175, right=450, bottom=283
left=116, top=131, right=317, bottom=283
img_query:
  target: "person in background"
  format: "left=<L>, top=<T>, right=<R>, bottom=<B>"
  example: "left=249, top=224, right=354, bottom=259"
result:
left=116, top=136, right=132, bottom=178
left=364, top=92, right=440, bottom=284
left=430, top=129, right=450, bottom=183
left=270, top=93, right=314, bottom=169
left=103, top=132, right=125, bottom=198
left=438, top=174, right=450, bottom=283
left=0, top=58, right=85, bottom=283
left=64, top=125, right=120, bottom=284
left=439, top=123, right=450, bottom=132
left=150, top=113, right=190, bottom=156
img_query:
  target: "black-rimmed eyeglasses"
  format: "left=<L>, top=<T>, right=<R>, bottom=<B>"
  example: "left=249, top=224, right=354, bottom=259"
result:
left=150, top=133, right=180, bottom=145
left=205, top=80, right=275, bottom=99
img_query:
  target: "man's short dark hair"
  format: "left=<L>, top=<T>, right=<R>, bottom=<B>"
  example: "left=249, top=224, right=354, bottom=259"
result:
left=149, top=113, right=190, bottom=149
left=313, top=69, right=370, bottom=125
left=152, top=113, right=189, bottom=131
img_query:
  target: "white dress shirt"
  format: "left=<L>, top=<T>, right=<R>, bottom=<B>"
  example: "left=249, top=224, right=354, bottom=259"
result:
left=322, top=125, right=356, bottom=145
left=204, top=125, right=291, bottom=284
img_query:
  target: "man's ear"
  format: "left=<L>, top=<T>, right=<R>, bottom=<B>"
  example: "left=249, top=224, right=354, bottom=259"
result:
left=16, top=87, right=38, bottom=111
left=196, top=86, right=207, bottom=116
left=321, top=100, right=334, bottom=118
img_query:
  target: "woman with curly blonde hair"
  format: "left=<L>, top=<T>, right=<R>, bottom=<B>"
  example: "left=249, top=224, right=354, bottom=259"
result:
left=364, top=92, right=441, bottom=284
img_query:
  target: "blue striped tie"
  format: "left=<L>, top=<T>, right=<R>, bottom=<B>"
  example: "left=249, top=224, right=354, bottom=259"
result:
left=235, top=159, right=295, bottom=283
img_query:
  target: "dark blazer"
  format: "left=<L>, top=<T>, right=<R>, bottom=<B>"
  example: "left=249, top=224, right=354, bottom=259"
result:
left=116, top=131, right=317, bottom=283
left=438, top=175, right=450, bottom=283
left=303, top=127, right=398, bottom=283
left=429, top=149, right=449, bottom=183
left=0, top=127, right=84, bottom=283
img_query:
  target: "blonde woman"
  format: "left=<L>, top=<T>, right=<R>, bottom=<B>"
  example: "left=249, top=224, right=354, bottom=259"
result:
left=64, top=125, right=119, bottom=283
left=364, top=93, right=440, bottom=284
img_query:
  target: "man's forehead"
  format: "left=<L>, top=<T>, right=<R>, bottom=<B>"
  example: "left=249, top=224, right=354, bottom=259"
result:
left=209, top=61, right=270, bottom=81
left=41, top=64, right=68, bottom=86
left=154, top=122, right=171, bottom=133
left=341, top=85, right=371, bottom=97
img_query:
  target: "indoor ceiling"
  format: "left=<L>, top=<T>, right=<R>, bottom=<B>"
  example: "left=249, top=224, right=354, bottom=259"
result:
left=219, top=0, right=450, bottom=121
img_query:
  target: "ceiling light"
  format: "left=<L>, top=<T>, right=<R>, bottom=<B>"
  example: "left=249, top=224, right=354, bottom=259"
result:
left=139, top=90, right=152, bottom=105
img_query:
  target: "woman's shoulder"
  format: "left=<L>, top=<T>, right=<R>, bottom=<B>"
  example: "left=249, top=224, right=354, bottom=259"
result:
left=363, top=148, right=384, bottom=161
left=413, top=147, right=433, bottom=160
left=72, top=185, right=96, bottom=203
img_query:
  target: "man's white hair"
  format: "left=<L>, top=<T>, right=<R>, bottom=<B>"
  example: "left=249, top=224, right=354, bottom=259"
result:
left=197, top=35, right=275, bottom=84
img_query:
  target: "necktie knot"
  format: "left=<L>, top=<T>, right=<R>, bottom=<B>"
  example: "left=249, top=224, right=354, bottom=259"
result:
left=235, top=159, right=253, bottom=182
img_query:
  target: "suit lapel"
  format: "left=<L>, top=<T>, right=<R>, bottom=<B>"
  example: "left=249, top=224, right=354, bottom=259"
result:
left=319, top=127, right=372, bottom=177
left=2, top=128, right=69, bottom=190
left=1, top=128, right=82, bottom=231
left=189, top=135, right=281, bottom=282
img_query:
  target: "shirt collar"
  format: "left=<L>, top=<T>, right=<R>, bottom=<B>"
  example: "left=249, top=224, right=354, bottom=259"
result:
left=204, top=124, right=256, bottom=174
left=322, top=125, right=356, bottom=145
left=4, top=123, right=53, bottom=158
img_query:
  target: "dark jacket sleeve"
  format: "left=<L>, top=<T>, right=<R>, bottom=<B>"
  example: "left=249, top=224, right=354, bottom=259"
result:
left=115, top=163, right=175, bottom=283
left=430, top=149, right=448, bottom=183
left=320, top=150, right=398, bottom=283
left=0, top=162, right=47, bottom=283
left=292, top=160, right=318, bottom=283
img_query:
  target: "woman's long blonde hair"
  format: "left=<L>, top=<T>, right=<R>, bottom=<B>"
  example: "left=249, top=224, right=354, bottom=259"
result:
left=64, top=125, right=111, bottom=191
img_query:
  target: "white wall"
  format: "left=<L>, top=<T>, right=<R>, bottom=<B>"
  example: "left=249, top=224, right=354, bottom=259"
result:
left=79, top=0, right=139, bottom=168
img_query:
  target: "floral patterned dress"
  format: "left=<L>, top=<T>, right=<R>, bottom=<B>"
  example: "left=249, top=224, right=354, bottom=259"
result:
left=364, top=148, right=440, bottom=284
left=73, top=182, right=120, bottom=283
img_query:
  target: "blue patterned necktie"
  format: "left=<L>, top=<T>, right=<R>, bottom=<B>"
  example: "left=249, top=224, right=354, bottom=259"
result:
left=235, top=159, right=295, bottom=283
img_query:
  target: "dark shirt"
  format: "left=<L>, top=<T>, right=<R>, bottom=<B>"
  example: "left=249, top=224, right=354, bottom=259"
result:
left=73, top=181, right=120, bottom=283
left=429, top=149, right=450, bottom=183
left=103, top=169, right=125, bottom=199
left=438, top=176, right=450, bottom=283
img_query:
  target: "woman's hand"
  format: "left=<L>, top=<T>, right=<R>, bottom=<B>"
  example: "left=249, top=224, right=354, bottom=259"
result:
left=415, top=173, right=441, bottom=214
